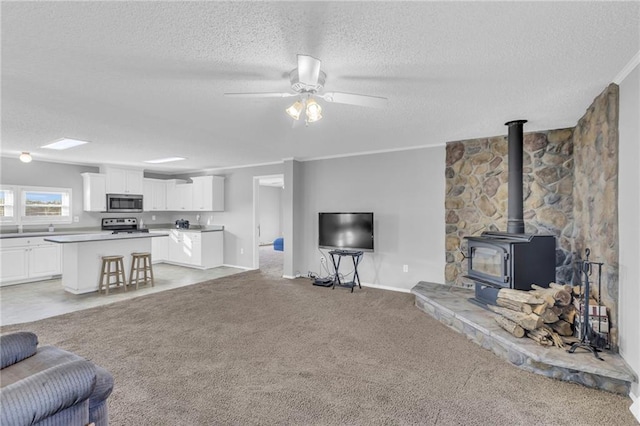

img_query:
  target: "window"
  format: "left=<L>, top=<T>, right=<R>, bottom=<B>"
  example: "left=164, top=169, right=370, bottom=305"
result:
left=0, top=187, right=16, bottom=223
left=20, top=187, right=72, bottom=224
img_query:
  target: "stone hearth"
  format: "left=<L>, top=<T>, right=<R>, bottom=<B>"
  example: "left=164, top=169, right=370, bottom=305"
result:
left=411, top=281, right=636, bottom=395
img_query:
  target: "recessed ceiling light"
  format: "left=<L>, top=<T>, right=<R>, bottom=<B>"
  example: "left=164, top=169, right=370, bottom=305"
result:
left=41, top=138, right=90, bottom=150
left=144, top=157, right=186, bottom=164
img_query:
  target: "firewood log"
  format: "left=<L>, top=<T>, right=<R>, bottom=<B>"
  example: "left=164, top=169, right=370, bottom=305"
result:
left=549, top=282, right=573, bottom=293
left=496, top=297, right=533, bottom=314
left=560, top=306, right=577, bottom=324
left=541, top=325, right=565, bottom=349
left=532, top=302, right=548, bottom=316
left=550, top=305, right=563, bottom=316
left=494, top=315, right=525, bottom=338
left=526, top=328, right=553, bottom=346
left=530, top=284, right=571, bottom=306
left=540, top=308, right=560, bottom=324
left=487, top=305, right=544, bottom=331
left=497, top=288, right=545, bottom=305
left=550, top=319, right=573, bottom=336
left=572, top=285, right=581, bottom=296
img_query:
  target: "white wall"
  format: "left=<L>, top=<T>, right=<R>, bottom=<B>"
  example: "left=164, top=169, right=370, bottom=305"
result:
left=617, top=63, right=640, bottom=398
left=258, top=185, right=282, bottom=244
left=293, top=147, right=445, bottom=291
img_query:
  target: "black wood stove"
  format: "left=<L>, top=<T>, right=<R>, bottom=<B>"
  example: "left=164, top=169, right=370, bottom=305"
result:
left=464, top=120, right=556, bottom=305
left=465, top=232, right=556, bottom=305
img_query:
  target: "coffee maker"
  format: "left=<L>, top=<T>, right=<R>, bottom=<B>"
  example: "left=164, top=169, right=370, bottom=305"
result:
left=175, top=219, right=189, bottom=229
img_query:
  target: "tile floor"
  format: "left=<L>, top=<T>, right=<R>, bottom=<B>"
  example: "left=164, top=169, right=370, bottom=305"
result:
left=0, top=263, right=245, bottom=326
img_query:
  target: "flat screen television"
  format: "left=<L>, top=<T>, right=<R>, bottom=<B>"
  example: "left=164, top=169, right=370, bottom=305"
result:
left=318, top=212, right=374, bottom=252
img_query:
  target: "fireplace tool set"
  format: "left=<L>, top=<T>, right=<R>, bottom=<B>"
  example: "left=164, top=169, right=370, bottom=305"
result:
left=567, top=248, right=608, bottom=360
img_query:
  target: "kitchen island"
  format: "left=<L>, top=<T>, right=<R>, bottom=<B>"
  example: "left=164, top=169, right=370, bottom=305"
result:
left=45, top=233, right=165, bottom=294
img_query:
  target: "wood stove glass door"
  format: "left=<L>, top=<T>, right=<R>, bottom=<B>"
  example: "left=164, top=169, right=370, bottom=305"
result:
left=469, top=243, right=509, bottom=285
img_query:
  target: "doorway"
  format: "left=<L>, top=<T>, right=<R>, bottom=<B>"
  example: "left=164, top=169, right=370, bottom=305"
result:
left=252, top=174, right=284, bottom=277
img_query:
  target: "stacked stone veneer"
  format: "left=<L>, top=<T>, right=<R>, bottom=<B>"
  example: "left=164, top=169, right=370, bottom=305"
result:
left=572, top=84, right=619, bottom=348
left=444, top=128, right=575, bottom=287
left=443, top=84, right=620, bottom=349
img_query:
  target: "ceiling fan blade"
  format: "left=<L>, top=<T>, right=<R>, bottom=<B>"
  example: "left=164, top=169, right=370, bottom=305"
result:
left=224, top=92, right=298, bottom=98
left=297, top=54, right=321, bottom=86
left=321, top=92, right=388, bottom=109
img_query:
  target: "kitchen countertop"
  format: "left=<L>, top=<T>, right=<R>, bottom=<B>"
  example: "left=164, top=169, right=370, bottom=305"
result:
left=44, top=233, right=165, bottom=244
left=0, top=225, right=224, bottom=239
left=0, top=231, right=96, bottom=239
left=150, top=226, right=224, bottom=233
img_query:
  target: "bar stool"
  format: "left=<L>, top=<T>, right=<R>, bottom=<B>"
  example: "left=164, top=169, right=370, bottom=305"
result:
left=129, top=252, right=154, bottom=290
left=99, top=255, right=127, bottom=295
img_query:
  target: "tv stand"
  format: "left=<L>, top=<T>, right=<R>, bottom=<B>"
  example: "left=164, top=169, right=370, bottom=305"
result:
left=328, top=250, right=364, bottom=293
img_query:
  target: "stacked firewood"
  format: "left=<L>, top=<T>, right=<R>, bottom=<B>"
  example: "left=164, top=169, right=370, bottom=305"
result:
left=489, top=283, right=579, bottom=348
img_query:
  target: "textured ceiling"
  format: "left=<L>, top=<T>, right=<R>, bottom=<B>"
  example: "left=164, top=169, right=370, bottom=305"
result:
left=2, top=2, right=638, bottom=172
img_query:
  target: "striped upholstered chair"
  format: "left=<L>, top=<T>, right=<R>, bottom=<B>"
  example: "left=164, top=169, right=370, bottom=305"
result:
left=0, top=331, right=113, bottom=426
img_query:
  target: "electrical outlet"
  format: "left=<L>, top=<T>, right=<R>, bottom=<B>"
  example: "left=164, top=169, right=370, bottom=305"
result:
left=403, top=264, right=409, bottom=273
left=73, top=216, right=79, bottom=223
left=240, top=248, right=244, bottom=255
left=320, top=257, right=326, bottom=264
left=152, top=215, right=156, bottom=221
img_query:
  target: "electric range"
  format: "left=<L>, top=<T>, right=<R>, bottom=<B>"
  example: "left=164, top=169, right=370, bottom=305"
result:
left=101, top=218, right=149, bottom=234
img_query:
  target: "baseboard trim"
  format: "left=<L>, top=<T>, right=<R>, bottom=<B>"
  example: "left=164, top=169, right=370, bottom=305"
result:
left=282, top=275, right=297, bottom=280
left=630, top=390, right=640, bottom=422
left=222, top=264, right=255, bottom=271
left=360, top=282, right=412, bottom=293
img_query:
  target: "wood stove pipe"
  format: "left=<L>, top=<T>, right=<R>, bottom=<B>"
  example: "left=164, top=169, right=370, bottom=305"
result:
left=505, top=119, right=527, bottom=234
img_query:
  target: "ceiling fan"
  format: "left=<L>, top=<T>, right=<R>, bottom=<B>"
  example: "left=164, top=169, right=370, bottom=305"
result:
left=224, top=54, right=388, bottom=124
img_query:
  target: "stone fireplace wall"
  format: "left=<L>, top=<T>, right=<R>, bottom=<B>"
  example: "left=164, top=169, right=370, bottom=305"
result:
left=443, top=84, right=620, bottom=349
left=572, top=84, right=619, bottom=348
left=444, top=128, right=575, bottom=287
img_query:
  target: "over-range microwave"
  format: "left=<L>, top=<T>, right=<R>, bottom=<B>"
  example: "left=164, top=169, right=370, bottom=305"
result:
left=106, top=194, right=143, bottom=213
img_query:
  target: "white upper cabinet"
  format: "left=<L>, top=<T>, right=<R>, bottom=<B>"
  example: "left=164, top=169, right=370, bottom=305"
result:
left=165, top=179, right=186, bottom=211
left=143, top=178, right=168, bottom=211
left=191, top=176, right=225, bottom=211
left=81, top=173, right=107, bottom=212
left=101, top=166, right=144, bottom=194
left=176, top=183, right=193, bottom=211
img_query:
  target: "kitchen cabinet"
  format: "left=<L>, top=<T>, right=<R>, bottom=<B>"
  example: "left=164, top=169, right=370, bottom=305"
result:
left=156, top=230, right=223, bottom=269
left=191, top=176, right=225, bottom=211
left=165, top=179, right=187, bottom=211
left=101, top=166, right=144, bottom=195
left=168, top=231, right=200, bottom=265
left=143, top=179, right=168, bottom=211
left=150, top=232, right=168, bottom=262
left=0, top=248, right=28, bottom=283
left=81, top=173, right=107, bottom=212
left=175, top=183, right=193, bottom=211
left=0, top=237, right=62, bottom=285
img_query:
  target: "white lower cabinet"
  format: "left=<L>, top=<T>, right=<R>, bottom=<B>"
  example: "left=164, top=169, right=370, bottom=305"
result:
left=152, top=230, right=223, bottom=269
left=0, top=237, right=62, bottom=285
left=0, top=248, right=29, bottom=283
left=150, top=234, right=168, bottom=263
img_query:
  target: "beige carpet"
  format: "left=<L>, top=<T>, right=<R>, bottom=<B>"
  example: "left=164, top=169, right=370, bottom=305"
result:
left=1, top=270, right=636, bottom=425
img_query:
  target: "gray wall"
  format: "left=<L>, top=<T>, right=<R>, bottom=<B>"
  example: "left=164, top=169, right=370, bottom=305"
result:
left=293, top=147, right=446, bottom=291
left=177, top=163, right=284, bottom=269
left=0, top=158, right=98, bottom=230
left=2, top=147, right=446, bottom=292
left=0, top=157, right=178, bottom=232
left=258, top=185, right=282, bottom=245
left=617, top=63, right=639, bottom=395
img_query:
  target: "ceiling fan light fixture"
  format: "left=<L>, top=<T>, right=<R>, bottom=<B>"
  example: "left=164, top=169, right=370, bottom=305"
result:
left=19, top=152, right=33, bottom=163
left=285, top=101, right=304, bottom=120
left=306, top=98, right=323, bottom=122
